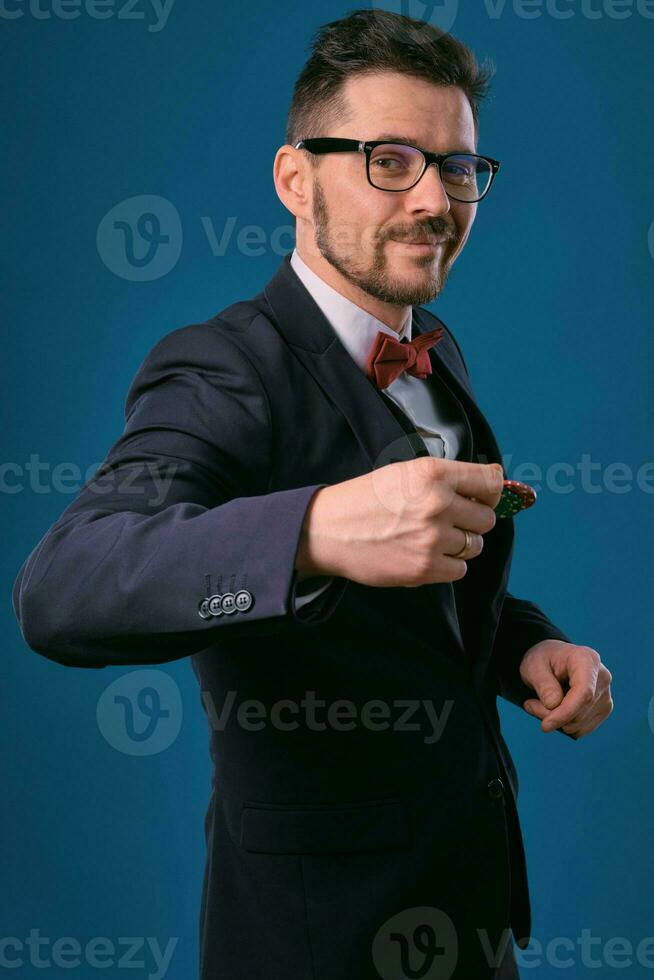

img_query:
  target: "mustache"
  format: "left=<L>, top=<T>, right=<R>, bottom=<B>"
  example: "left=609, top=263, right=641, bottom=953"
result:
left=385, top=222, right=458, bottom=244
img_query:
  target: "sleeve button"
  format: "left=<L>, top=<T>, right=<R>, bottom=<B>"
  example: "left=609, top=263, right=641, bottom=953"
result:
left=221, top=592, right=236, bottom=615
left=235, top=589, right=253, bottom=612
left=208, top=595, right=223, bottom=616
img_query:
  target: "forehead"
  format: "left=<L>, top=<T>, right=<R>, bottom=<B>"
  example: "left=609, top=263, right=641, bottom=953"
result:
left=333, top=72, right=476, bottom=151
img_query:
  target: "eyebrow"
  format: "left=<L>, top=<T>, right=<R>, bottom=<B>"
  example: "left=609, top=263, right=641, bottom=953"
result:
left=374, top=133, right=477, bottom=155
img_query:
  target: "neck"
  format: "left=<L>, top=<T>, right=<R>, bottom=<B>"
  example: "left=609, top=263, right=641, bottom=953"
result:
left=295, top=245, right=410, bottom=334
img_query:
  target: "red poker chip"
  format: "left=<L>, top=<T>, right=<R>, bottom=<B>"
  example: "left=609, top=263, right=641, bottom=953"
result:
left=494, top=479, right=537, bottom=518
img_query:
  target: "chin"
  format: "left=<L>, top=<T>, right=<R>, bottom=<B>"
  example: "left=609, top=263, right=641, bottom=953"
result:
left=395, top=257, right=442, bottom=273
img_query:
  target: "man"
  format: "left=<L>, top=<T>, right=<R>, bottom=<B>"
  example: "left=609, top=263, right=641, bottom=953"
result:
left=13, top=9, right=613, bottom=979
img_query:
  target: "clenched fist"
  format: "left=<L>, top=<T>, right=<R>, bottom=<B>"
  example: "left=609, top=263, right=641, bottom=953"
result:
left=295, top=458, right=505, bottom=589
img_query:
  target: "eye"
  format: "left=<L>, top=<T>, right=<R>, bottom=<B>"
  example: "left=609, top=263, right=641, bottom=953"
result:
left=371, top=156, right=408, bottom=171
left=442, top=162, right=474, bottom=183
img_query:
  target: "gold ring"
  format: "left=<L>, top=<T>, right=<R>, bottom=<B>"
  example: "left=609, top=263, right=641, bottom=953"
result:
left=451, top=528, right=473, bottom=560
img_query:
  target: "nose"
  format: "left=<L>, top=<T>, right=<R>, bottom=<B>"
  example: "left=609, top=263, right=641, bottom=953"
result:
left=404, top=162, right=451, bottom=216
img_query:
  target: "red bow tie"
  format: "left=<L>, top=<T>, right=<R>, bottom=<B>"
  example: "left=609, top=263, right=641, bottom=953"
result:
left=365, top=326, right=445, bottom=390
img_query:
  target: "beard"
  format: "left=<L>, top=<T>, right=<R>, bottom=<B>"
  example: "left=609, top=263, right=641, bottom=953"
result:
left=311, top=177, right=459, bottom=307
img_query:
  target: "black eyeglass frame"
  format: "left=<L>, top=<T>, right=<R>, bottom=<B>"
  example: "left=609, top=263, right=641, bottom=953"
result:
left=294, top=137, right=500, bottom=203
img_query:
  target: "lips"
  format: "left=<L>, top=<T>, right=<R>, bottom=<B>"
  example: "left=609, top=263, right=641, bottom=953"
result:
left=392, top=237, right=448, bottom=245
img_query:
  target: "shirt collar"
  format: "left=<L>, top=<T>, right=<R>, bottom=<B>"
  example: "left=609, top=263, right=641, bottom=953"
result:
left=290, top=247, right=413, bottom=374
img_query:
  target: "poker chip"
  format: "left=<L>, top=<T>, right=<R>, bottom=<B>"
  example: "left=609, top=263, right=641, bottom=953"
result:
left=494, top=479, right=537, bottom=519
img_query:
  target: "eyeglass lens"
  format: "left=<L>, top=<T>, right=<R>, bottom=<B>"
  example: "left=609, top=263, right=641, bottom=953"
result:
left=368, top=144, right=492, bottom=201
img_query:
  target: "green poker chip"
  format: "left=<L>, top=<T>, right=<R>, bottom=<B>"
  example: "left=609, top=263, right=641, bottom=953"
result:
left=494, top=479, right=537, bottom=519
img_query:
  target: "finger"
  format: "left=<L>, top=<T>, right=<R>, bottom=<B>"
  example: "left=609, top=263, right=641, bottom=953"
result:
left=543, top=683, right=612, bottom=735
left=576, top=690, right=614, bottom=731
left=408, top=555, right=469, bottom=587
left=597, top=666, right=613, bottom=695
left=441, top=526, right=484, bottom=560
left=448, top=494, right=498, bottom=536
left=561, top=704, right=607, bottom=738
left=540, top=659, right=599, bottom=730
left=523, top=699, right=552, bottom=720
left=553, top=699, right=597, bottom=733
left=439, top=461, right=504, bottom=508
left=525, top=700, right=588, bottom=735
left=530, top=688, right=612, bottom=737
left=523, top=692, right=573, bottom=722
left=540, top=688, right=595, bottom=731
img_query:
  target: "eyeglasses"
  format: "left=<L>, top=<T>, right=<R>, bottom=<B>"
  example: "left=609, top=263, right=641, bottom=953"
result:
left=294, top=138, right=500, bottom=203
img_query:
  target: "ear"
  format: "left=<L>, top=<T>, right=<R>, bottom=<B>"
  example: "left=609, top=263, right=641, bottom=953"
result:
left=273, top=145, right=313, bottom=222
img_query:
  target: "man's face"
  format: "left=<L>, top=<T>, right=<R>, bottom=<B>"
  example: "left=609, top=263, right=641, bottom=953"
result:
left=304, top=73, right=479, bottom=307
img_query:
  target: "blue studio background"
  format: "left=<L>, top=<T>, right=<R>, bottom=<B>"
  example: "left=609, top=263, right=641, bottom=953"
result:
left=3, top=1, right=653, bottom=977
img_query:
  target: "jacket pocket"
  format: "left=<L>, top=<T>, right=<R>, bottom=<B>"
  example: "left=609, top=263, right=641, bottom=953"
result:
left=240, top=798, right=412, bottom=854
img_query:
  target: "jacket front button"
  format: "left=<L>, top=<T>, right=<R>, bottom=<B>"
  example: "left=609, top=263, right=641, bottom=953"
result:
left=487, top=777, right=504, bottom=801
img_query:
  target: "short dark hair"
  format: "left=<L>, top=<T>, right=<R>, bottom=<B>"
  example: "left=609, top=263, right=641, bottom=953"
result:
left=285, top=8, right=494, bottom=153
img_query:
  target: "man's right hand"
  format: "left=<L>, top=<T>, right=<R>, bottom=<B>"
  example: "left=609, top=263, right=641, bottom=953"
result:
left=295, top=458, right=505, bottom=588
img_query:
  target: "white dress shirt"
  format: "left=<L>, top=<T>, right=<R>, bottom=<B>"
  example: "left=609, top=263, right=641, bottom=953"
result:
left=289, top=247, right=468, bottom=609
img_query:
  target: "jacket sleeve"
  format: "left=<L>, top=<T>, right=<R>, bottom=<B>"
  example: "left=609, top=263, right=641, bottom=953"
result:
left=293, top=576, right=335, bottom=611
left=491, top=591, right=578, bottom=739
left=12, top=322, right=347, bottom=669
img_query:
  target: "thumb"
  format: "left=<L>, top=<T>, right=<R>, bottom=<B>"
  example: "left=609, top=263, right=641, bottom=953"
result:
left=524, top=660, right=565, bottom=709
left=535, top=680, right=565, bottom=710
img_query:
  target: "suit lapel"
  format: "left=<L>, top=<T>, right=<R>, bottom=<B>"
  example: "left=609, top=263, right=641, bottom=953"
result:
left=262, top=254, right=504, bottom=473
left=413, top=307, right=503, bottom=469
left=410, top=310, right=516, bottom=684
left=262, top=254, right=428, bottom=469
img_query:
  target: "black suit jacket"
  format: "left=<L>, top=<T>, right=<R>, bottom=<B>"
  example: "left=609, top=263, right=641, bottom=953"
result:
left=13, top=253, right=574, bottom=979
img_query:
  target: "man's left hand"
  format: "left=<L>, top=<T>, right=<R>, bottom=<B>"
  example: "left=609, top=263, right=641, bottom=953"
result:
left=519, top=639, right=613, bottom=738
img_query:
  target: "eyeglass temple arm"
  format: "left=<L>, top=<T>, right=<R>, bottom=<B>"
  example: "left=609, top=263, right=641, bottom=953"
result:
left=294, top=139, right=366, bottom=153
